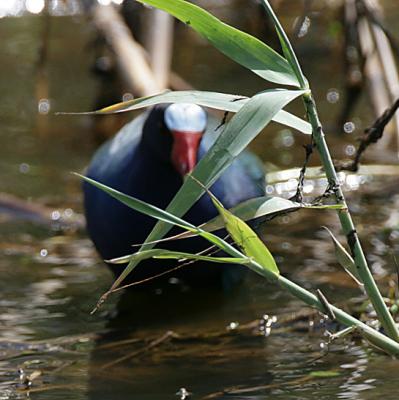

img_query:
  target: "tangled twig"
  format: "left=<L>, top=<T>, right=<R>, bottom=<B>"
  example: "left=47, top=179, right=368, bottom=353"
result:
left=336, top=97, right=399, bottom=172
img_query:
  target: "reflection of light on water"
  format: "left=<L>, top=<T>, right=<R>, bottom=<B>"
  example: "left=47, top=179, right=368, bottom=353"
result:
left=275, top=178, right=298, bottom=195
left=303, top=182, right=314, bottom=194
left=122, top=92, right=134, bottom=102
left=339, top=350, right=374, bottom=399
left=345, top=144, right=356, bottom=156
left=343, top=121, right=356, bottom=133
left=265, top=185, right=274, bottom=194
left=26, top=0, right=45, bottom=14
left=51, top=210, right=61, bottom=221
left=0, top=0, right=23, bottom=18
left=297, top=16, right=311, bottom=38
left=345, top=174, right=360, bottom=190
left=267, top=172, right=372, bottom=198
left=98, top=0, right=124, bottom=5
left=0, top=0, right=125, bottom=18
left=0, top=0, right=83, bottom=17
left=19, top=162, right=30, bottom=173
left=40, top=248, right=48, bottom=257
left=38, top=98, right=50, bottom=114
left=326, top=88, right=340, bottom=104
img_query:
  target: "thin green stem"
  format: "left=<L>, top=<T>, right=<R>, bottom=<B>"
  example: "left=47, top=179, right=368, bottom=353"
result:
left=244, top=259, right=399, bottom=356
left=262, top=0, right=399, bottom=343
left=303, top=92, right=399, bottom=342
left=277, top=274, right=399, bottom=356
left=261, top=0, right=308, bottom=89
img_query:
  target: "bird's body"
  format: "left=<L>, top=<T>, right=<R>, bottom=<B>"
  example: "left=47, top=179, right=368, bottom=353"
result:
left=84, top=105, right=265, bottom=289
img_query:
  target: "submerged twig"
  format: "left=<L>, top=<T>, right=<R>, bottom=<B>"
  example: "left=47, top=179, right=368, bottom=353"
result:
left=202, top=375, right=315, bottom=399
left=111, top=241, right=224, bottom=293
left=100, top=330, right=176, bottom=369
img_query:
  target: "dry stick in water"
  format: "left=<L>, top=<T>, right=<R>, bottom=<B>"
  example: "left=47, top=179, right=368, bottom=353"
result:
left=111, top=241, right=225, bottom=292
left=336, top=97, right=399, bottom=172
left=100, top=330, right=176, bottom=369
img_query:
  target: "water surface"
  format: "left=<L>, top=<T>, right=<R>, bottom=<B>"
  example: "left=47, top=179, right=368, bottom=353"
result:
left=1, top=1, right=399, bottom=399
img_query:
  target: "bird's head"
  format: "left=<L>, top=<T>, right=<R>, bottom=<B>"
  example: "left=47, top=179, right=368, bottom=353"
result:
left=164, top=103, right=207, bottom=176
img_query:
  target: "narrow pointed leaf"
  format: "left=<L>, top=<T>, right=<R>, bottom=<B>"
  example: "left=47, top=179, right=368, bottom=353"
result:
left=132, top=197, right=343, bottom=245
left=136, top=0, right=299, bottom=87
left=305, top=204, right=345, bottom=210
left=112, top=89, right=303, bottom=288
left=168, top=196, right=301, bottom=241
left=109, top=249, right=249, bottom=266
left=59, top=90, right=312, bottom=135
left=273, top=110, right=312, bottom=134
left=323, top=227, right=363, bottom=285
left=77, top=174, right=198, bottom=232
left=207, top=192, right=279, bottom=280
left=261, top=0, right=308, bottom=89
left=78, top=174, right=248, bottom=264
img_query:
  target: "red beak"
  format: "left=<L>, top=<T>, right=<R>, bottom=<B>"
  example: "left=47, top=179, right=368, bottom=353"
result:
left=171, top=130, right=203, bottom=176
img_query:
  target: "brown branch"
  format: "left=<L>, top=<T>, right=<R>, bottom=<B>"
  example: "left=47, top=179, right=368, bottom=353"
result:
left=336, top=97, right=399, bottom=172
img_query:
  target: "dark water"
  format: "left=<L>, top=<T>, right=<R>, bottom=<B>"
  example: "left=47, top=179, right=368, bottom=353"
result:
left=1, top=1, right=399, bottom=399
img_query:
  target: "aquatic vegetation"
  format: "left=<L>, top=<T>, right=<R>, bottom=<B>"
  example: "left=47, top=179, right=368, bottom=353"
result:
left=80, top=0, right=399, bottom=356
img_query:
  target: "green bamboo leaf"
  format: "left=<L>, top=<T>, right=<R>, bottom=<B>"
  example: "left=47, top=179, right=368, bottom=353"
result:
left=261, top=0, right=308, bottom=89
left=132, top=198, right=343, bottom=246
left=206, top=190, right=279, bottom=279
left=77, top=174, right=198, bottom=233
left=78, top=174, right=248, bottom=263
left=79, top=174, right=282, bottom=284
left=165, top=196, right=301, bottom=241
left=193, top=200, right=343, bottom=240
left=305, top=204, right=345, bottom=210
left=109, top=249, right=249, bottom=266
left=136, top=0, right=299, bottom=87
left=111, top=89, right=303, bottom=289
left=59, top=90, right=312, bottom=134
left=323, top=227, right=363, bottom=286
left=203, top=196, right=300, bottom=232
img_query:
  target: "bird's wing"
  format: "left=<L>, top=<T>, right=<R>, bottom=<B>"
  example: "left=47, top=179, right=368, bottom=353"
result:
left=87, top=112, right=148, bottom=182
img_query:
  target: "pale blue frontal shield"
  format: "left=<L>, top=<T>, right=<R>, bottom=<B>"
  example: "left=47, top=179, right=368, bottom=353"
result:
left=164, top=103, right=207, bottom=133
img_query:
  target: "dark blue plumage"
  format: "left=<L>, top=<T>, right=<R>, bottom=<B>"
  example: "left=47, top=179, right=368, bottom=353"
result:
left=83, top=105, right=265, bottom=288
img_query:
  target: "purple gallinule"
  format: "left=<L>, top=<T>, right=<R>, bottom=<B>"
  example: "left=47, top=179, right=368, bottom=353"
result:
left=83, top=103, right=265, bottom=288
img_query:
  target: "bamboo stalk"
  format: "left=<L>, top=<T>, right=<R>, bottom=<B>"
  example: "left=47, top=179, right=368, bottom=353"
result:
left=277, top=275, right=399, bottom=355
left=303, top=92, right=399, bottom=342
left=207, top=235, right=399, bottom=354
left=262, top=0, right=399, bottom=342
left=197, top=239, right=399, bottom=355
